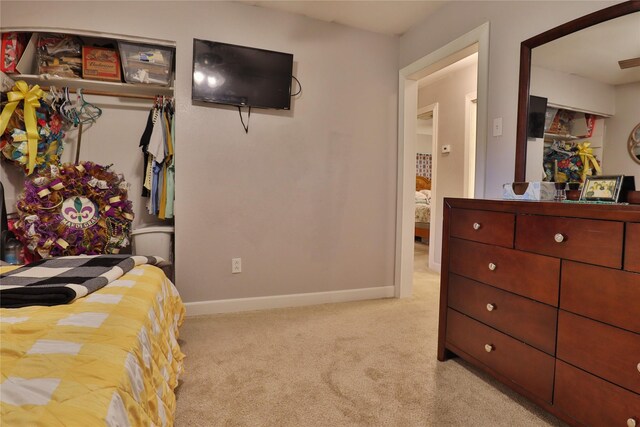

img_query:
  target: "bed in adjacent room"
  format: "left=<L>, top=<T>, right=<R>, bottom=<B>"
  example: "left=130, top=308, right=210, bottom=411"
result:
left=0, top=256, right=185, bottom=426
left=415, top=176, right=432, bottom=242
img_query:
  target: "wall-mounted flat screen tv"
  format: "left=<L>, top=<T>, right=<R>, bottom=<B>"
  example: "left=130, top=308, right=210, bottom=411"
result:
left=192, top=39, right=293, bottom=110
left=527, top=95, right=548, bottom=138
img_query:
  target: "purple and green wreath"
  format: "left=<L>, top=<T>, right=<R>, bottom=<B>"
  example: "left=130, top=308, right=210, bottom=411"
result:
left=14, top=161, right=134, bottom=258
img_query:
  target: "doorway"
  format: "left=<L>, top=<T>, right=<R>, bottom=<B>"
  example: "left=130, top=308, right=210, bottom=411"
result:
left=414, top=103, right=437, bottom=253
left=413, top=54, right=478, bottom=271
left=395, top=22, right=489, bottom=298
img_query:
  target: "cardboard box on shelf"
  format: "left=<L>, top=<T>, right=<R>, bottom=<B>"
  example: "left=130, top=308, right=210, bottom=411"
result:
left=82, top=46, right=121, bottom=82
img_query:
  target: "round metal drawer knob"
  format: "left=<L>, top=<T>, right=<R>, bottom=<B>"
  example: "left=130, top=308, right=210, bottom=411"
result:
left=473, top=222, right=481, bottom=230
left=637, top=362, right=640, bottom=373
left=486, top=303, right=496, bottom=312
left=627, top=417, right=637, bottom=427
left=488, top=263, right=497, bottom=271
left=484, top=344, right=494, bottom=353
left=554, top=233, right=565, bottom=243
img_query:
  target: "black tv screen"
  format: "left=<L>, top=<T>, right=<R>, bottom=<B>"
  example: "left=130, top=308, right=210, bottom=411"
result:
left=527, top=95, right=548, bottom=138
left=192, top=39, right=293, bottom=110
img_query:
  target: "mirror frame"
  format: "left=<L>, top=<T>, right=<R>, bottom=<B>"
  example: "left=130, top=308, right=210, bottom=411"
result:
left=514, top=0, right=640, bottom=182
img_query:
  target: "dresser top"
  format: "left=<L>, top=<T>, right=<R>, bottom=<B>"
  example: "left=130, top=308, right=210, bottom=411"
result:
left=444, top=198, right=640, bottom=222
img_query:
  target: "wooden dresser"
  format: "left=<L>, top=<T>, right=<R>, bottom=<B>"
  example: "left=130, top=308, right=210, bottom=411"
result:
left=439, top=198, right=640, bottom=427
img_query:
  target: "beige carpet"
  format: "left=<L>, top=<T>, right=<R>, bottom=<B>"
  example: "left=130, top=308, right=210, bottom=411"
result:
left=174, top=242, right=565, bottom=426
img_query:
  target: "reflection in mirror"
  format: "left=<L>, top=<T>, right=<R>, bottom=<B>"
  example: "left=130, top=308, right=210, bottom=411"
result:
left=528, top=11, right=640, bottom=182
left=515, top=2, right=640, bottom=185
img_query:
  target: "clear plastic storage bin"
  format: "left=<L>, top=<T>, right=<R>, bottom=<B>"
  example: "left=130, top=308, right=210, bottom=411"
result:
left=118, top=41, right=174, bottom=86
left=131, top=226, right=174, bottom=262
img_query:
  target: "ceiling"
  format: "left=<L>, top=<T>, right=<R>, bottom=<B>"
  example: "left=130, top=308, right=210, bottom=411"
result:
left=533, top=11, right=640, bottom=86
left=237, top=2, right=638, bottom=86
left=239, top=1, right=448, bottom=36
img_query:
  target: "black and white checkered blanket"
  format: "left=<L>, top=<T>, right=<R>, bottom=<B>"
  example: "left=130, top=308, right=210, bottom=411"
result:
left=0, top=255, right=163, bottom=308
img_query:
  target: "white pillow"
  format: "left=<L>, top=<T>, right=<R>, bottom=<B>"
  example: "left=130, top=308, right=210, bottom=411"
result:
left=415, top=191, right=427, bottom=204
left=419, top=189, right=432, bottom=204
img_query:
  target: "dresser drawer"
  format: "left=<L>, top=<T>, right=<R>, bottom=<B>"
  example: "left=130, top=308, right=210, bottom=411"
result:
left=450, top=208, right=515, bottom=248
left=626, top=223, right=640, bottom=273
left=446, top=308, right=555, bottom=402
left=448, top=274, right=557, bottom=355
left=557, top=310, right=640, bottom=394
left=516, top=215, right=623, bottom=268
left=561, top=261, right=640, bottom=333
left=554, top=360, right=640, bottom=427
left=449, top=238, right=560, bottom=306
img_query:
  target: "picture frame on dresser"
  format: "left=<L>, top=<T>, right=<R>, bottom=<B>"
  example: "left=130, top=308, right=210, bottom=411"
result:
left=580, top=175, right=624, bottom=202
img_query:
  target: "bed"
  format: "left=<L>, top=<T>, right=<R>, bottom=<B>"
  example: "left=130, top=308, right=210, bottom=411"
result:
left=415, top=176, right=432, bottom=242
left=0, top=257, right=185, bottom=426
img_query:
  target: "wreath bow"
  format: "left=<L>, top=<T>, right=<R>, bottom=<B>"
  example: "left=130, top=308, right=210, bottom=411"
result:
left=0, top=81, right=45, bottom=175
left=577, top=142, right=602, bottom=181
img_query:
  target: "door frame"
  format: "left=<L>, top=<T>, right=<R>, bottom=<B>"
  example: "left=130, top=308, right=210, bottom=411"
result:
left=395, top=22, right=489, bottom=298
left=417, top=103, right=439, bottom=269
left=464, top=91, right=478, bottom=198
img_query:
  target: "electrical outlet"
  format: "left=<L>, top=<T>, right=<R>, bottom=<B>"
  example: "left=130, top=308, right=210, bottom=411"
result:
left=232, top=258, right=242, bottom=274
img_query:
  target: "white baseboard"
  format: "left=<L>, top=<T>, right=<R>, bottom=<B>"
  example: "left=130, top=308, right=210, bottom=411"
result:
left=184, top=285, right=395, bottom=317
left=429, top=261, right=441, bottom=273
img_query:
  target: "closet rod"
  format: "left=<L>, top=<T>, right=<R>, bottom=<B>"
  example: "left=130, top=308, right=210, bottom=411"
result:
left=40, top=86, right=162, bottom=101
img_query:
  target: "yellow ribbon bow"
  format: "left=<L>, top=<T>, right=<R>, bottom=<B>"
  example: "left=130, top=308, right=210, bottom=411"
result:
left=577, top=141, right=602, bottom=181
left=0, top=80, right=45, bottom=175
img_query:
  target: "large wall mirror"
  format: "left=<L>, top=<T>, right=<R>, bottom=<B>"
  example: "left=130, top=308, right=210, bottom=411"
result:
left=515, top=1, right=640, bottom=183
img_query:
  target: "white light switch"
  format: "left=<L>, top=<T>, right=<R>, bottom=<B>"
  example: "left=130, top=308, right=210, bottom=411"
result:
left=493, top=118, right=503, bottom=137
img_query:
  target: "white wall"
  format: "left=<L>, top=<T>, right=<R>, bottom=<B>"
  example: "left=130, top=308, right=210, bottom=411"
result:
left=418, top=61, right=477, bottom=264
left=1, top=1, right=399, bottom=304
left=400, top=0, right=617, bottom=197
left=416, top=118, right=432, bottom=153
left=530, top=66, right=616, bottom=116
left=416, top=134, right=432, bottom=153
left=603, top=82, right=640, bottom=182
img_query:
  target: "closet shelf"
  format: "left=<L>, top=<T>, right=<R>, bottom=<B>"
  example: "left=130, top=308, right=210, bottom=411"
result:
left=16, top=74, right=174, bottom=97
left=543, top=132, right=594, bottom=142
left=2, top=27, right=176, bottom=98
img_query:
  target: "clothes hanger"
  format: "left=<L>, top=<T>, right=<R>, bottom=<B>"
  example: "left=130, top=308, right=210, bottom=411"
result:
left=60, top=87, right=79, bottom=126
left=76, top=88, right=102, bottom=124
left=48, top=86, right=65, bottom=117
left=48, top=86, right=61, bottom=110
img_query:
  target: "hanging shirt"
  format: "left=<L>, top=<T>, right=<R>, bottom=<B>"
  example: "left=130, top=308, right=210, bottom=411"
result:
left=145, top=154, right=154, bottom=213
left=148, top=108, right=165, bottom=164
left=165, top=114, right=176, bottom=219
left=158, top=112, right=171, bottom=219
left=139, top=108, right=154, bottom=197
left=144, top=153, right=154, bottom=194
left=150, top=160, right=162, bottom=215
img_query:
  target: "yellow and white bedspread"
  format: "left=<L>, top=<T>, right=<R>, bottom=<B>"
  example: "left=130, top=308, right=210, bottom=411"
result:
left=0, top=263, right=185, bottom=426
